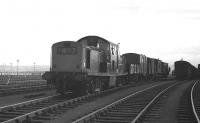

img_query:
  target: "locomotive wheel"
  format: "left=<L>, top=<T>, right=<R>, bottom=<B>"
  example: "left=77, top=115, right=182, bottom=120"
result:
left=88, top=79, right=102, bottom=93
left=55, top=78, right=65, bottom=94
left=71, top=81, right=90, bottom=96
left=85, top=84, right=90, bottom=94
left=88, top=80, right=95, bottom=94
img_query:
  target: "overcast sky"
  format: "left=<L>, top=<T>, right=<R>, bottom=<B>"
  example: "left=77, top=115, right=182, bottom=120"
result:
left=0, top=0, right=200, bottom=68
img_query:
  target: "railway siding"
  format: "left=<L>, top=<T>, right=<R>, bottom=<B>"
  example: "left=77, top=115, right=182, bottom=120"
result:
left=52, top=81, right=174, bottom=123
left=0, top=94, right=61, bottom=123
left=72, top=82, right=176, bottom=123
left=131, top=82, right=177, bottom=123
left=191, top=80, right=200, bottom=122
left=0, top=80, right=54, bottom=97
left=176, top=80, right=199, bottom=123
left=0, top=81, right=174, bottom=123
left=72, top=80, right=199, bottom=123
left=135, top=80, right=196, bottom=123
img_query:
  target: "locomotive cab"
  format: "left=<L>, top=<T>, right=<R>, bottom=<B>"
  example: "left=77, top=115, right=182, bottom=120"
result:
left=47, top=40, right=120, bottom=94
left=48, top=41, right=87, bottom=94
left=47, top=36, right=124, bottom=95
left=51, top=41, right=83, bottom=72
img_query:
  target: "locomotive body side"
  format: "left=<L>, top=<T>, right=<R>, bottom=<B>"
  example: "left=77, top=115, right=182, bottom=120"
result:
left=77, top=36, right=120, bottom=74
left=77, top=36, right=126, bottom=89
left=43, top=41, right=88, bottom=94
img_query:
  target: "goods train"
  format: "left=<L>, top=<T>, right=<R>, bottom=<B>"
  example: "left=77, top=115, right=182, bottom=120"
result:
left=174, top=60, right=200, bottom=80
left=42, top=36, right=170, bottom=95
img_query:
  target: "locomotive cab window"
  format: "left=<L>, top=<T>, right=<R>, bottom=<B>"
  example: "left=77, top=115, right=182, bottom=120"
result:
left=57, top=47, right=77, bottom=55
left=86, top=49, right=90, bottom=69
left=112, top=60, right=115, bottom=71
left=111, top=46, right=115, bottom=55
left=87, top=39, right=98, bottom=47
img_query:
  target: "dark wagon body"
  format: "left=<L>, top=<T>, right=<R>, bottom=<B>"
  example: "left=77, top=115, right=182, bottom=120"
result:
left=175, top=60, right=198, bottom=80
left=121, top=53, right=169, bottom=81
left=121, top=53, right=146, bottom=81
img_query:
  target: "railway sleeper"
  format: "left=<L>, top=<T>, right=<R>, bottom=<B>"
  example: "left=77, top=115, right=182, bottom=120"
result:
left=96, top=116, right=134, bottom=121
left=101, top=112, right=137, bottom=117
left=94, top=119, right=131, bottom=123
left=0, top=117, right=14, bottom=122
left=0, top=113, right=19, bottom=118
left=107, top=109, right=140, bottom=113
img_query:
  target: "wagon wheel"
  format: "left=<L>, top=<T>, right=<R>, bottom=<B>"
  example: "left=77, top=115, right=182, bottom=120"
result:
left=88, top=80, right=95, bottom=94
left=71, top=81, right=88, bottom=96
left=85, top=83, right=90, bottom=95
left=55, top=78, right=65, bottom=94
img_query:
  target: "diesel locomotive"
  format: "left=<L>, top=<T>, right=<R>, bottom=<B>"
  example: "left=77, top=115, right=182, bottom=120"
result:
left=42, top=36, right=170, bottom=95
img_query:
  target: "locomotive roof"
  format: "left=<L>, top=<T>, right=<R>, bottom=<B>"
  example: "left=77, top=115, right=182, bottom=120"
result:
left=175, top=60, right=190, bottom=64
left=122, top=53, right=147, bottom=57
left=52, top=41, right=76, bottom=46
left=122, top=53, right=140, bottom=56
left=77, top=35, right=118, bottom=46
left=175, top=60, right=197, bottom=69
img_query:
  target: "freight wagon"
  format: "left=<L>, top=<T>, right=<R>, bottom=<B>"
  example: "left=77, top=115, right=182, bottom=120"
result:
left=175, top=60, right=199, bottom=80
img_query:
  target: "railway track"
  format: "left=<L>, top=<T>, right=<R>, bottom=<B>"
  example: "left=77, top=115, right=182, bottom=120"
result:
left=72, top=82, right=176, bottom=123
left=131, top=81, right=179, bottom=123
left=0, top=94, right=68, bottom=123
left=0, top=81, right=171, bottom=123
left=0, top=80, right=54, bottom=97
left=191, top=80, right=200, bottom=123
left=0, top=80, right=46, bottom=87
left=0, top=82, right=133, bottom=123
left=176, top=80, right=200, bottom=123
left=0, top=85, right=52, bottom=97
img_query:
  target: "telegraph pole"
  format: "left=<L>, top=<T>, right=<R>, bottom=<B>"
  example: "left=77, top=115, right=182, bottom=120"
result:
left=33, top=62, right=36, bottom=72
left=10, top=63, right=12, bottom=74
left=17, top=59, right=19, bottom=76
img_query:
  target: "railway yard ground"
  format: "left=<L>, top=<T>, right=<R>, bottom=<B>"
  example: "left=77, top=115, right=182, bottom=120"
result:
left=140, top=81, right=195, bottom=123
left=0, top=89, right=56, bottom=107
left=0, top=79, right=55, bottom=97
left=53, top=81, right=174, bottom=123
left=53, top=80, right=192, bottom=123
left=0, top=80, right=199, bottom=123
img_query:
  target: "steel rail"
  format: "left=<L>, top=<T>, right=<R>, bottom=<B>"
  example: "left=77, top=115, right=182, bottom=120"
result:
left=131, top=82, right=177, bottom=123
left=2, top=81, right=175, bottom=123
left=72, top=82, right=175, bottom=123
left=0, top=94, right=58, bottom=111
left=1, top=82, right=133, bottom=123
left=0, top=85, right=50, bottom=96
left=191, top=80, right=200, bottom=123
